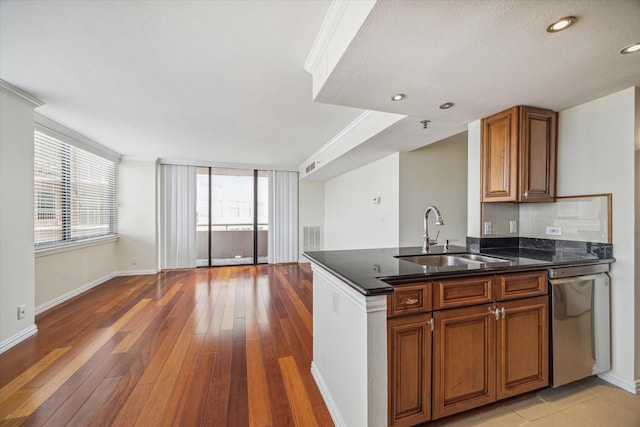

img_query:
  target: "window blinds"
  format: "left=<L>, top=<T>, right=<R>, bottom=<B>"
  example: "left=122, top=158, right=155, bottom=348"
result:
left=34, top=130, right=116, bottom=247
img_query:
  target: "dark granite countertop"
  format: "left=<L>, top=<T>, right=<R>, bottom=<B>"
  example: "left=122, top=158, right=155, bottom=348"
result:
left=303, top=245, right=615, bottom=296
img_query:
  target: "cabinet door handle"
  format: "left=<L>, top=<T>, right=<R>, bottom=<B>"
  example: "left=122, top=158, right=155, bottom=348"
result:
left=490, top=308, right=500, bottom=320
left=500, top=307, right=506, bottom=319
left=405, top=298, right=419, bottom=305
left=428, top=318, right=434, bottom=331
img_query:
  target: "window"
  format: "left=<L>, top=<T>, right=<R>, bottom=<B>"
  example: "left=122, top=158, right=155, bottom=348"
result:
left=36, top=191, right=56, bottom=219
left=34, top=130, right=117, bottom=247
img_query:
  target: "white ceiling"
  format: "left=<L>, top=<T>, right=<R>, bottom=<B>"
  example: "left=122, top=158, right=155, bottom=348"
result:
left=1, top=0, right=639, bottom=175
left=314, top=0, right=640, bottom=156
left=0, top=0, right=362, bottom=169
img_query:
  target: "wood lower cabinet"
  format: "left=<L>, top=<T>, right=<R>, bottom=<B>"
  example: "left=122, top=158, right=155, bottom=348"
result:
left=432, top=296, right=549, bottom=420
left=388, top=271, right=549, bottom=426
left=388, top=313, right=432, bottom=427
left=481, top=106, right=557, bottom=203
left=497, top=296, right=549, bottom=399
left=432, top=304, right=496, bottom=419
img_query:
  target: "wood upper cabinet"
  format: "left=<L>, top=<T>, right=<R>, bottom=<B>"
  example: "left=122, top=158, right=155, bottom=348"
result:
left=481, top=106, right=557, bottom=203
left=388, top=313, right=432, bottom=427
left=496, top=296, right=549, bottom=400
left=432, top=304, right=496, bottom=420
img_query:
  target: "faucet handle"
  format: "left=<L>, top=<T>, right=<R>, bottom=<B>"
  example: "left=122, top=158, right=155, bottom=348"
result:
left=429, top=230, right=440, bottom=245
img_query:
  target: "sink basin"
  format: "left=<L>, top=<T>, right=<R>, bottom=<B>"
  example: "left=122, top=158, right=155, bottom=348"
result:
left=396, top=254, right=484, bottom=267
left=452, top=253, right=512, bottom=265
left=396, top=253, right=512, bottom=267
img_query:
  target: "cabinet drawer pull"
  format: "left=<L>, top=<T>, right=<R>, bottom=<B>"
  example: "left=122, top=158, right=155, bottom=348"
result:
left=404, top=298, right=419, bottom=305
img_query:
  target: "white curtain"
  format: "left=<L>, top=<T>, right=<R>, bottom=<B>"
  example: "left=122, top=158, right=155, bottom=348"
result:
left=160, top=164, right=197, bottom=269
left=268, top=170, right=299, bottom=264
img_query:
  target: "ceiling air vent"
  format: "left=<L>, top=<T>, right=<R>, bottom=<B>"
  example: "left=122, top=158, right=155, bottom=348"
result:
left=305, top=161, right=317, bottom=174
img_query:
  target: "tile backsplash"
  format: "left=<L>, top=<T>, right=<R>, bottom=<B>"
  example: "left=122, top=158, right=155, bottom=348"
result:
left=481, top=194, right=610, bottom=243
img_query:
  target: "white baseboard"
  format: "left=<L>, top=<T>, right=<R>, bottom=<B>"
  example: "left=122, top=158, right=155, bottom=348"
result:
left=0, top=324, right=38, bottom=354
left=114, top=268, right=160, bottom=276
left=311, top=361, right=346, bottom=427
left=35, top=272, right=118, bottom=315
left=35, top=269, right=161, bottom=316
left=598, top=371, right=640, bottom=395
left=1, top=269, right=161, bottom=354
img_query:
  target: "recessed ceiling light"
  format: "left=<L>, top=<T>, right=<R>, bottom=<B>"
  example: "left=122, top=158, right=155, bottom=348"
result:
left=439, top=102, right=454, bottom=109
left=546, top=16, right=577, bottom=33
left=620, top=42, right=640, bottom=54
left=391, top=93, right=406, bottom=101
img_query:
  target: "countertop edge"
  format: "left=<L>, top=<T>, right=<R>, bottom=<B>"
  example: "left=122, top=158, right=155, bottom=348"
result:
left=303, top=249, right=615, bottom=297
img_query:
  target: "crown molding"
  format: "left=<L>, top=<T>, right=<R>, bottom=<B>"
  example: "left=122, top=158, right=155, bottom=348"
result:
left=304, top=1, right=350, bottom=74
left=300, top=110, right=374, bottom=167
left=158, top=158, right=298, bottom=172
left=0, top=79, right=44, bottom=108
left=35, top=113, right=121, bottom=161
left=120, top=155, right=160, bottom=163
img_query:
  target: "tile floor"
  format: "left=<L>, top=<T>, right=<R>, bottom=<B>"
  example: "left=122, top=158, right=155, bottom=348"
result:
left=429, top=377, right=639, bottom=426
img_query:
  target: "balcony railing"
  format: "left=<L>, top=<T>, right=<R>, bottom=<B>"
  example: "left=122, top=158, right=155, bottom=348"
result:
left=197, top=223, right=268, bottom=262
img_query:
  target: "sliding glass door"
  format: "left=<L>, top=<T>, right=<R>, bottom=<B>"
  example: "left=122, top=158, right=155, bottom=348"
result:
left=196, top=167, right=268, bottom=266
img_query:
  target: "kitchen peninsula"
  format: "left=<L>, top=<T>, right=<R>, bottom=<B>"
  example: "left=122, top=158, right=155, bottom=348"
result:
left=304, top=243, right=614, bottom=427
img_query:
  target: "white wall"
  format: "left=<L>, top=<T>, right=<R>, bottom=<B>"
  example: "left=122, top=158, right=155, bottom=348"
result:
left=324, top=153, right=399, bottom=250
left=399, top=132, right=468, bottom=248
left=35, top=241, right=118, bottom=311
left=467, top=88, right=639, bottom=391
left=0, top=91, right=37, bottom=350
left=311, top=263, right=387, bottom=427
left=299, top=180, right=325, bottom=258
left=557, top=87, right=638, bottom=391
left=635, top=89, right=640, bottom=380
left=117, top=159, right=159, bottom=273
left=467, top=120, right=482, bottom=238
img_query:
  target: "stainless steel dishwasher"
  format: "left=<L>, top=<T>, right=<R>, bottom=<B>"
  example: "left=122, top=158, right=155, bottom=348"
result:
left=548, top=263, right=610, bottom=387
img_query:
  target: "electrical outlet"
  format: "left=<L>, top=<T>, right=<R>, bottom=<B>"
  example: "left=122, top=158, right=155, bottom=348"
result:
left=18, top=304, right=26, bottom=319
left=509, top=220, right=517, bottom=234
left=546, top=226, right=562, bottom=236
left=131, top=257, right=137, bottom=265
left=484, top=221, right=492, bottom=235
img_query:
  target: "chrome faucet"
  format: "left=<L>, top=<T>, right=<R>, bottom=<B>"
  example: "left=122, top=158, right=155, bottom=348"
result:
left=422, top=205, right=444, bottom=253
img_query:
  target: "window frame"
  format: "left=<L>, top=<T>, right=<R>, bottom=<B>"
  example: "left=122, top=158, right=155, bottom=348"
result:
left=34, top=117, right=120, bottom=251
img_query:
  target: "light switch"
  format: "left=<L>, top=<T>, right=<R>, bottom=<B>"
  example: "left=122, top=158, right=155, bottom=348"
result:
left=484, top=221, right=492, bottom=235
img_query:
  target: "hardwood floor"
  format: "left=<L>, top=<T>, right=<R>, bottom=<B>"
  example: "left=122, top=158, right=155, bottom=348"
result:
left=0, top=264, right=334, bottom=426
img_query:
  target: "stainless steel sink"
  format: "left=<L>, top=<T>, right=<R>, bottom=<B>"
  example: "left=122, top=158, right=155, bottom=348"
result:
left=396, top=254, right=484, bottom=267
left=452, top=253, right=512, bottom=265
left=396, top=253, right=512, bottom=267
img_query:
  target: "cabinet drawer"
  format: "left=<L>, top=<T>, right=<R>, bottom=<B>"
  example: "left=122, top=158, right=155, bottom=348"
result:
left=495, top=271, right=547, bottom=300
left=388, top=283, right=432, bottom=317
left=433, top=276, right=493, bottom=310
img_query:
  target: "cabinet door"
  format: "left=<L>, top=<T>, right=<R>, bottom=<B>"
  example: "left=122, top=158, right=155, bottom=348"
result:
left=519, top=107, right=557, bottom=202
left=496, top=296, right=549, bottom=400
left=388, top=313, right=432, bottom=427
left=432, top=305, right=496, bottom=419
left=481, top=107, right=519, bottom=202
